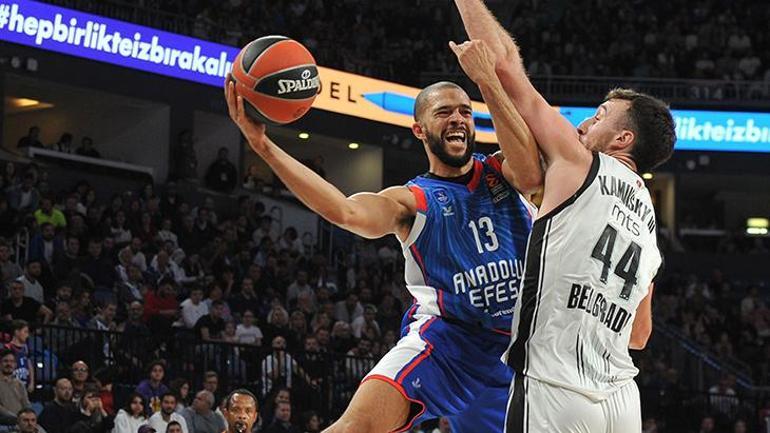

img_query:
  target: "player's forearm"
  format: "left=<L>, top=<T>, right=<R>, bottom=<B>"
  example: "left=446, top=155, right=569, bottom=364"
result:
left=257, top=139, right=359, bottom=227
left=477, top=78, right=542, bottom=193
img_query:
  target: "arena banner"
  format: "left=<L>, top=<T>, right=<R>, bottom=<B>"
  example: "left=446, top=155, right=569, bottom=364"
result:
left=559, top=107, right=770, bottom=153
left=4, top=1, right=770, bottom=151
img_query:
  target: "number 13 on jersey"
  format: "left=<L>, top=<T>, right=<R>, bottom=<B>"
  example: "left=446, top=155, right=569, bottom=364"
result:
left=469, top=217, right=499, bottom=254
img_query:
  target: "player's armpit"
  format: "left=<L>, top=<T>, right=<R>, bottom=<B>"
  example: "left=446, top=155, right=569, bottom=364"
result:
left=629, top=283, right=654, bottom=350
left=340, top=186, right=416, bottom=241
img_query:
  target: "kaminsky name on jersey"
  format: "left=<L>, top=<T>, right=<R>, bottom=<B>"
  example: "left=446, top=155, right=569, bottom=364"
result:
left=401, top=154, right=534, bottom=332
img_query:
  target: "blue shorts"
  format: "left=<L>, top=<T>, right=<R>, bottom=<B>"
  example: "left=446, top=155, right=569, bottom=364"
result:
left=363, top=314, right=513, bottom=433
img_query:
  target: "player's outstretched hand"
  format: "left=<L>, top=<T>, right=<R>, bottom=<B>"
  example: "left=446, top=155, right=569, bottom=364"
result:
left=449, top=40, right=497, bottom=86
left=225, top=73, right=268, bottom=154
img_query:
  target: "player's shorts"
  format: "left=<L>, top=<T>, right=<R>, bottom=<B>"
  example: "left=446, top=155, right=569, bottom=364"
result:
left=505, top=375, right=641, bottom=433
left=362, top=314, right=513, bottom=433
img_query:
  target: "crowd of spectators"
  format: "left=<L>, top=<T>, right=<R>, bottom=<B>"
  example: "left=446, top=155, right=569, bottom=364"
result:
left=0, top=156, right=414, bottom=432
left=62, top=0, right=770, bottom=89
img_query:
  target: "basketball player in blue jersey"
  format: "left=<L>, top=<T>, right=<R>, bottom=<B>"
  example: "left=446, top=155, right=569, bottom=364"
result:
left=225, top=60, right=542, bottom=432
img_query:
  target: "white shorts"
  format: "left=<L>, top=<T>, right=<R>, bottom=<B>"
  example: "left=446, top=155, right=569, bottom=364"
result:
left=505, top=375, right=641, bottom=433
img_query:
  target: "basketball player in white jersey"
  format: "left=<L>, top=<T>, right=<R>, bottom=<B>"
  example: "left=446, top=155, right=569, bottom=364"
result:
left=452, top=1, right=677, bottom=432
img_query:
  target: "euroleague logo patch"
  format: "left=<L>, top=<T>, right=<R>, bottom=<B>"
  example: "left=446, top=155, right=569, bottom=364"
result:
left=485, top=173, right=510, bottom=204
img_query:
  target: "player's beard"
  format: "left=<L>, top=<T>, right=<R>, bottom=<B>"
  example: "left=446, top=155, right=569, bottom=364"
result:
left=426, top=129, right=476, bottom=168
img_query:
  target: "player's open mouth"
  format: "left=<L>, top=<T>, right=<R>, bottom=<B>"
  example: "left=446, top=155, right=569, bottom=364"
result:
left=444, top=130, right=467, bottom=144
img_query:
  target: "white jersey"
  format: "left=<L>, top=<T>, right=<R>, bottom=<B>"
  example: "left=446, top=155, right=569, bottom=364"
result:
left=504, top=153, right=662, bottom=402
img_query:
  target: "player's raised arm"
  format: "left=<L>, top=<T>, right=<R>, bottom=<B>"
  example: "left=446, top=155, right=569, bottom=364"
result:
left=449, top=40, right=542, bottom=195
left=225, top=78, right=415, bottom=240
left=453, top=0, right=589, bottom=167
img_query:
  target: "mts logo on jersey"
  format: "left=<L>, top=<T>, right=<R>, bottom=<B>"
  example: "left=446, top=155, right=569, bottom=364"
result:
left=566, top=283, right=632, bottom=333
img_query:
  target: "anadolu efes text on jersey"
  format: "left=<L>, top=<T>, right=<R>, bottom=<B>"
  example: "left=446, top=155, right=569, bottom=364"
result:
left=401, top=154, right=535, bottom=332
left=506, top=153, right=662, bottom=402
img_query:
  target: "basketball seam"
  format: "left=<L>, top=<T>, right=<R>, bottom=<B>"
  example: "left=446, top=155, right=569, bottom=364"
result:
left=242, top=36, right=288, bottom=75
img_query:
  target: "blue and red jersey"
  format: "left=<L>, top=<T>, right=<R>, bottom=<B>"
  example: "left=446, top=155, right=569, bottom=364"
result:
left=401, top=154, right=535, bottom=333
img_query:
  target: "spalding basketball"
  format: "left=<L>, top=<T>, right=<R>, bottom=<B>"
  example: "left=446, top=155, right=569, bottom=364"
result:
left=230, top=36, right=320, bottom=125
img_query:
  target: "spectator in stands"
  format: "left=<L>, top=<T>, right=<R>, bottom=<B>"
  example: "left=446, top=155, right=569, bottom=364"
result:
left=112, top=393, right=147, bottom=433
left=75, top=137, right=101, bottom=159
left=148, top=393, right=189, bottom=433
left=17, top=127, right=43, bottom=149
left=80, top=238, right=116, bottom=291
left=2, top=162, right=19, bottom=190
left=278, top=228, right=303, bottom=255
left=235, top=310, right=263, bottom=346
left=68, top=384, right=111, bottom=433
left=333, top=292, right=363, bottom=324
left=16, top=260, right=45, bottom=304
left=86, top=301, right=117, bottom=331
left=166, top=422, right=183, bottom=433
left=109, top=211, right=132, bottom=246
left=0, top=198, right=18, bottom=239
left=708, top=374, right=739, bottom=417
left=179, top=287, right=208, bottom=330
left=1, top=280, right=52, bottom=323
left=14, top=408, right=45, bottom=433
left=0, top=349, right=29, bottom=426
left=34, top=199, right=67, bottom=230
left=201, top=372, right=219, bottom=405
left=261, top=336, right=299, bottom=398
left=732, top=420, right=747, bottom=433
left=242, top=164, right=261, bottom=191
left=252, top=216, right=277, bottom=244
left=351, top=304, right=381, bottom=339
left=169, top=379, right=191, bottom=413
left=286, top=271, right=312, bottom=306
left=204, top=147, right=237, bottom=193
left=230, top=278, right=260, bottom=319
left=47, top=285, right=73, bottom=315
left=144, top=278, right=180, bottom=334
left=7, top=174, right=40, bottom=213
left=38, top=378, right=76, bottom=433
left=117, top=265, right=146, bottom=308
left=329, top=321, right=354, bottom=354
left=29, top=224, right=64, bottom=272
left=52, top=133, right=73, bottom=153
left=157, top=219, right=178, bottom=249
left=69, top=361, right=91, bottom=405
left=698, top=416, right=716, bottom=433
left=53, top=236, right=81, bottom=283
left=51, top=302, right=79, bottom=328
left=149, top=251, right=184, bottom=285
left=194, top=300, right=225, bottom=341
left=3, top=320, right=34, bottom=394
left=300, top=411, right=320, bottom=433
left=182, top=391, right=225, bottom=433
left=136, top=361, right=170, bottom=414
left=0, top=243, right=23, bottom=287
left=263, top=402, right=298, bottom=433
left=344, top=337, right=375, bottom=381
left=126, top=237, right=148, bottom=272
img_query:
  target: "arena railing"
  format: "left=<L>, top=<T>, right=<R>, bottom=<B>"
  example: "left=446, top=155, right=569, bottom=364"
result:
left=18, top=323, right=766, bottom=426
left=648, top=319, right=754, bottom=391
left=25, top=323, right=377, bottom=420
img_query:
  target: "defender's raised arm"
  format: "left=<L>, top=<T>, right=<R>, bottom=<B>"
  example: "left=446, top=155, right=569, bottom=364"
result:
left=454, top=0, right=590, bottom=167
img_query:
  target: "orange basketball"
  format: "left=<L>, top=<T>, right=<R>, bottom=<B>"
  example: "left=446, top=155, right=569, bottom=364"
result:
left=230, top=36, right=320, bottom=125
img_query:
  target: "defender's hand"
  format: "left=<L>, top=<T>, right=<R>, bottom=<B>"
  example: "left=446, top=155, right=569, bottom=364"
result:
left=225, top=74, right=268, bottom=154
left=449, top=40, right=498, bottom=85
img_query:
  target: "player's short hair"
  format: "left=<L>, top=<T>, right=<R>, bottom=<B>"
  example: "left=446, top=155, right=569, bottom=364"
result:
left=224, top=388, right=258, bottom=410
left=414, top=81, right=466, bottom=122
left=604, top=88, right=676, bottom=173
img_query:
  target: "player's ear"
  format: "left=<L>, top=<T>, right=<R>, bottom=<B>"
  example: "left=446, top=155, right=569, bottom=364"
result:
left=613, top=129, right=635, bottom=152
left=412, top=122, right=426, bottom=141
